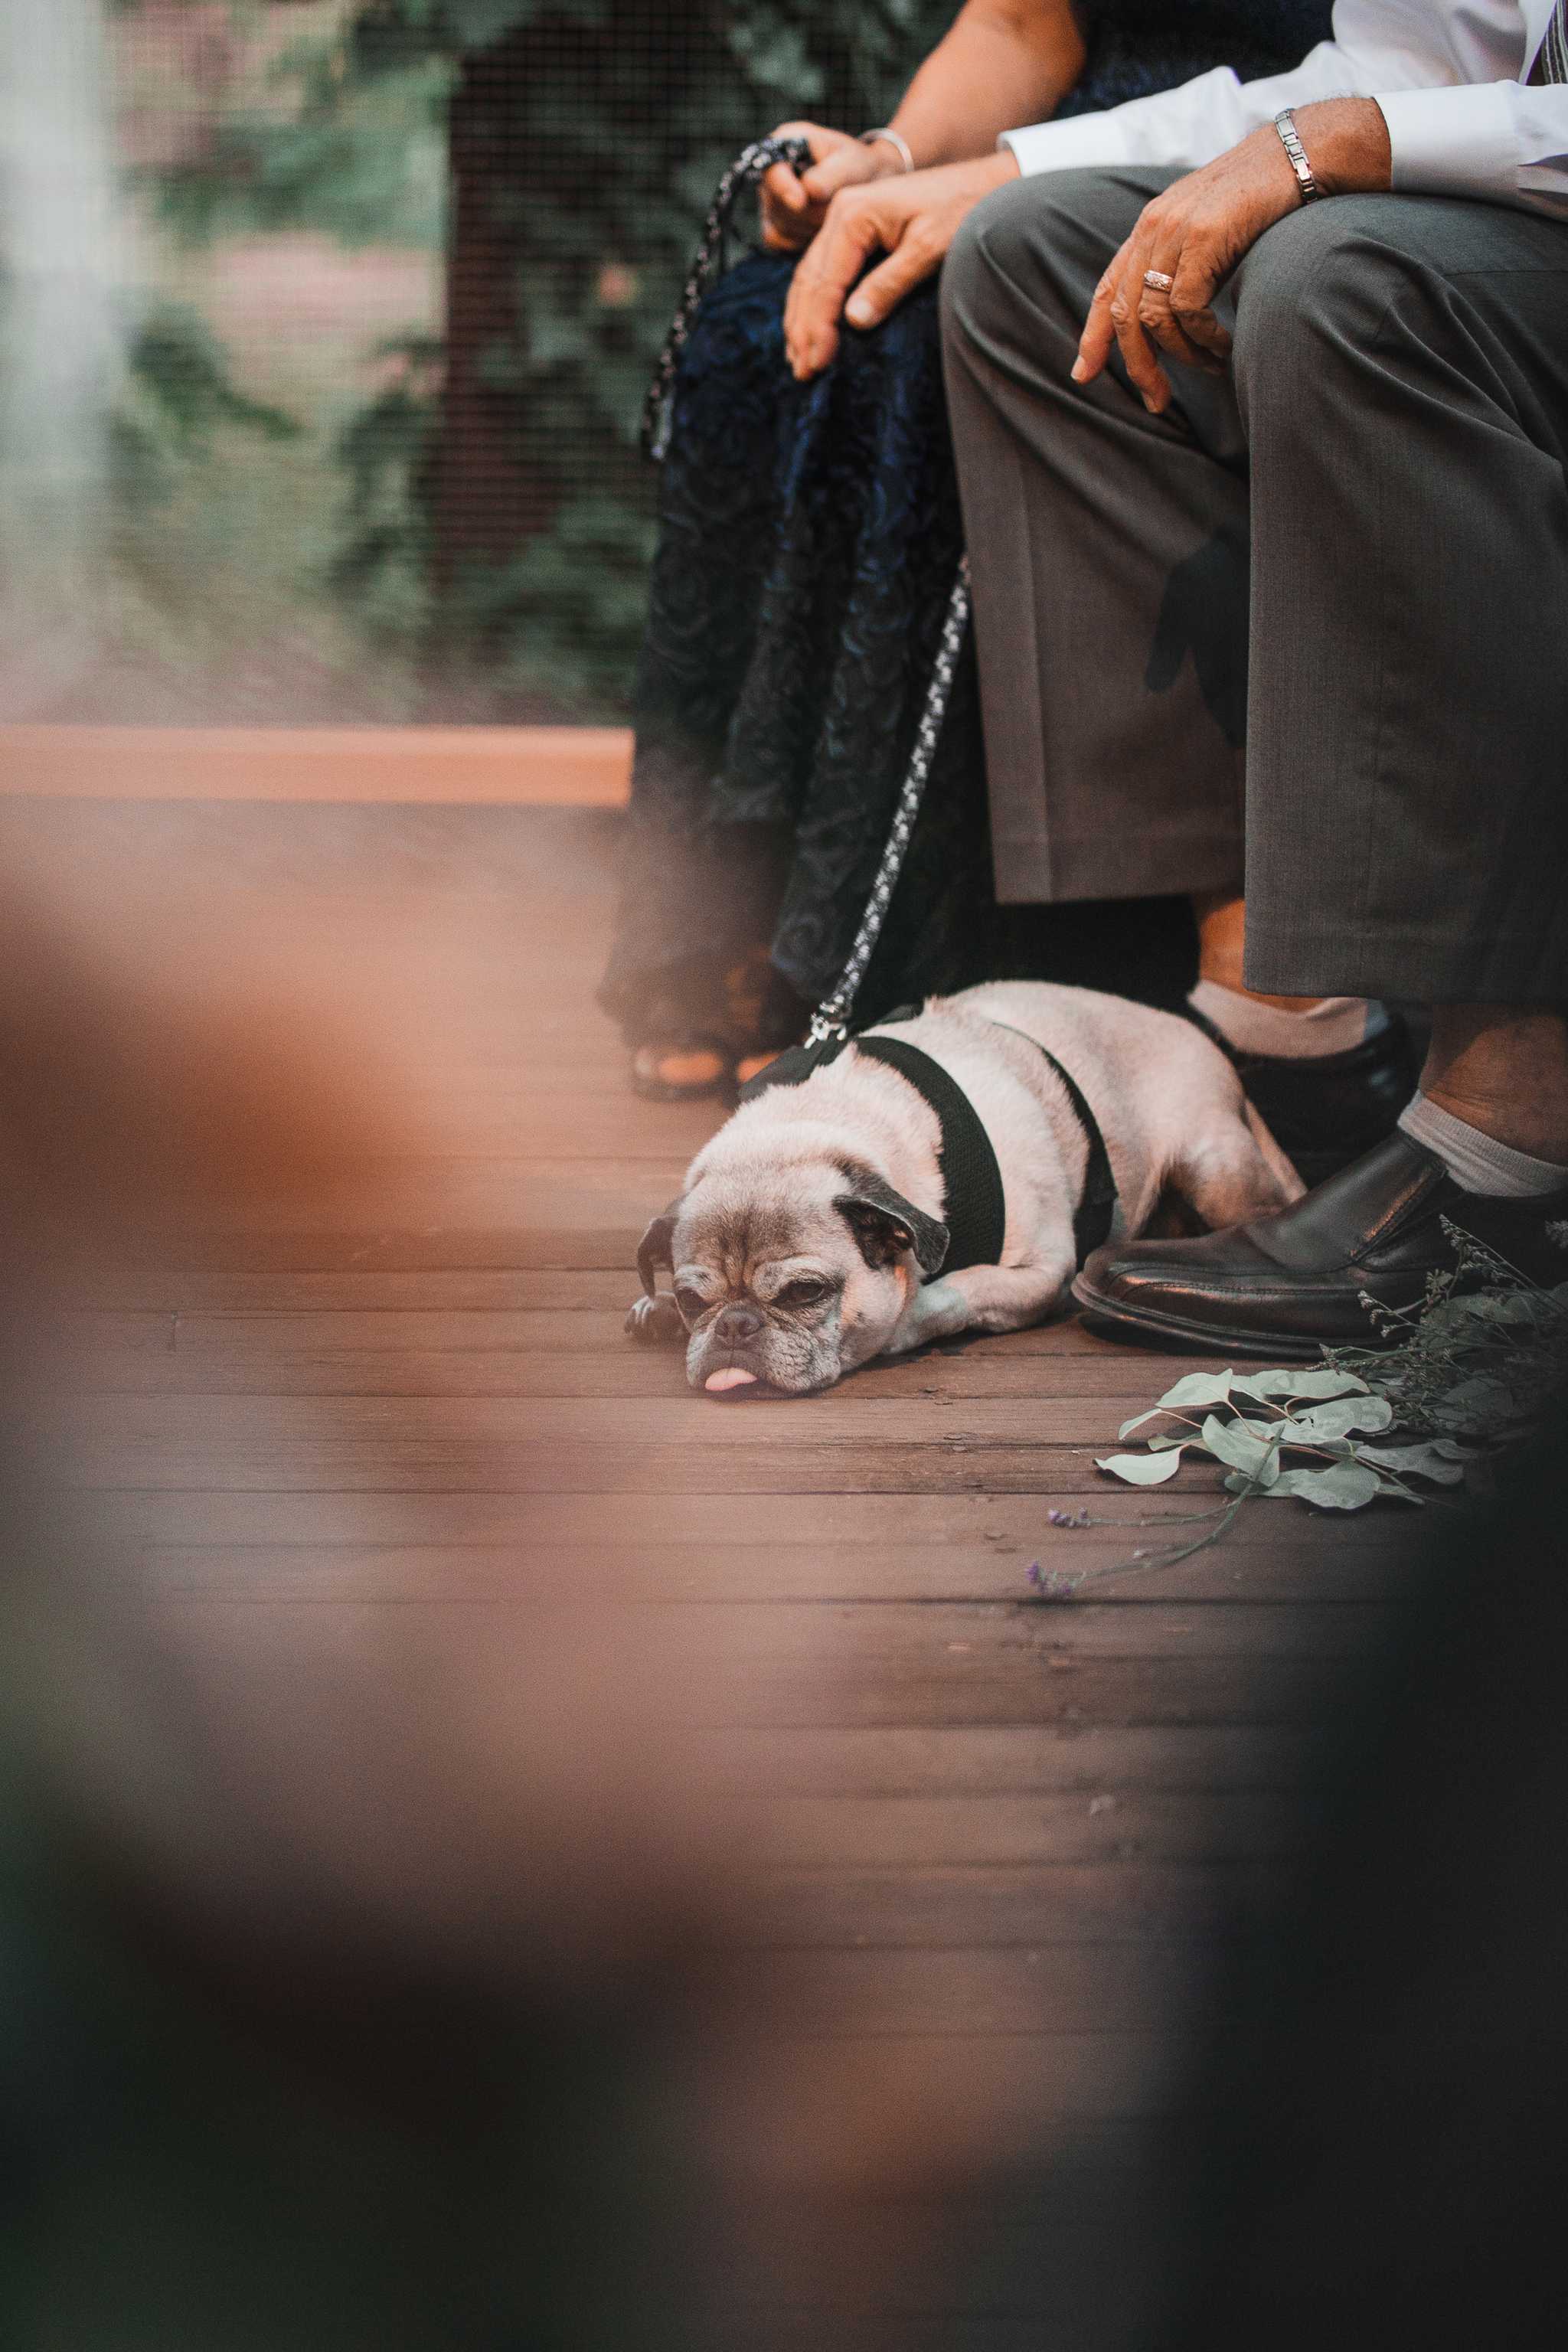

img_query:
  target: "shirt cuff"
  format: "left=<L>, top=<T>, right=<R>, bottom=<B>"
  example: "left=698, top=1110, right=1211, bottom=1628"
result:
left=1000, top=112, right=1134, bottom=178
left=1375, top=80, right=1521, bottom=207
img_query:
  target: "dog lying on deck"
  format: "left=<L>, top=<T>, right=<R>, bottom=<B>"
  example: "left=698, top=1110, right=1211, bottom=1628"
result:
left=626, top=981, right=1301, bottom=1396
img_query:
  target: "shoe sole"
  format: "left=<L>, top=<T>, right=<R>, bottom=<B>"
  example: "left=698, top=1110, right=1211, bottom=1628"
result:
left=1070, top=1273, right=1353, bottom=1363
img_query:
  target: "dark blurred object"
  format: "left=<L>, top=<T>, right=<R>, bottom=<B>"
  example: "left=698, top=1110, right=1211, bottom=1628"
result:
left=0, top=855, right=1067, bottom=2352
left=0, top=867, right=717, bottom=2350
left=1154, top=1416, right=1568, bottom=2350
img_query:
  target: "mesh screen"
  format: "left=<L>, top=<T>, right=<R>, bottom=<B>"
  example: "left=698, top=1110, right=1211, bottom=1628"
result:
left=75, top=0, right=959, bottom=725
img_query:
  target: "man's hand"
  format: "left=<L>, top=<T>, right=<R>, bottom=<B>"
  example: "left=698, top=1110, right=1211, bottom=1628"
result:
left=1073, top=96, right=1392, bottom=413
left=761, top=122, right=895, bottom=252
left=784, top=150, right=1018, bottom=380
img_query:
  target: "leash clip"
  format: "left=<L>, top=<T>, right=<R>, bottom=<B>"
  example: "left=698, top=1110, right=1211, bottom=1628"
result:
left=806, top=1010, right=850, bottom=1050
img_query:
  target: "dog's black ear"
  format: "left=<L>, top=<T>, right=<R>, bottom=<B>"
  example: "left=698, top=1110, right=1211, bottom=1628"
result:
left=636, top=1198, right=684, bottom=1298
left=835, top=1168, right=949, bottom=1278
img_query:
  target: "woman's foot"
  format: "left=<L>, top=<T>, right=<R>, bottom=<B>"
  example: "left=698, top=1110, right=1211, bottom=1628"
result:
left=734, top=1047, right=787, bottom=1088
left=628, top=1036, right=734, bottom=1102
left=625, top=958, right=808, bottom=1103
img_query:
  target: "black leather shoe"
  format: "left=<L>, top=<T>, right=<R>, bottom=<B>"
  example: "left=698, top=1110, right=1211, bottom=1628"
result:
left=1184, top=1010, right=1418, bottom=1188
left=1073, top=1132, right=1568, bottom=1359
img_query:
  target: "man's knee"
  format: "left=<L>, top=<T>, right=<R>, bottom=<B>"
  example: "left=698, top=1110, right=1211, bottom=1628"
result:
left=1233, top=198, right=1427, bottom=400
left=941, top=168, right=1152, bottom=357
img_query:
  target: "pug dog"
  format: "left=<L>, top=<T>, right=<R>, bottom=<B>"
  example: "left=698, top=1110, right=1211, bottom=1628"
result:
left=626, top=981, right=1301, bottom=1396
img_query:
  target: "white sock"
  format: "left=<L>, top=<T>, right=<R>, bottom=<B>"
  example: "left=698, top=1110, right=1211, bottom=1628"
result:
left=1188, top=978, right=1387, bottom=1060
left=1400, top=1093, right=1568, bottom=1199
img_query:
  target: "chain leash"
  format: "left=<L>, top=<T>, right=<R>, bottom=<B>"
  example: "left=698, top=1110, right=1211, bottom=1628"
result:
left=804, top=554, right=972, bottom=1044
left=642, top=133, right=812, bottom=462
left=642, top=139, right=973, bottom=1042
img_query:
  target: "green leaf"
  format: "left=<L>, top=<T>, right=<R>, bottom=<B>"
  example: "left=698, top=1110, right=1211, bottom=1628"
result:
left=1095, top=1449, right=1186, bottom=1486
left=1432, top=1375, right=1532, bottom=1438
left=1266, top=1462, right=1387, bottom=1509
left=1355, top=1441, right=1468, bottom=1486
left=1285, top=1394, right=1395, bottom=1442
left=1200, top=1413, right=1282, bottom=1485
left=1231, top=1367, right=1369, bottom=1402
left=1117, top=1370, right=1233, bottom=1439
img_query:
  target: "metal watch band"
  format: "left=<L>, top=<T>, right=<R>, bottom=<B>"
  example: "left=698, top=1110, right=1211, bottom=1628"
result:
left=861, top=126, right=914, bottom=174
left=1273, top=108, right=1321, bottom=204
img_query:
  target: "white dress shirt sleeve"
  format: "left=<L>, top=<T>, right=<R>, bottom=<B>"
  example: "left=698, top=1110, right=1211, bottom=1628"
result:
left=999, top=5, right=1568, bottom=218
left=1377, top=80, right=1568, bottom=211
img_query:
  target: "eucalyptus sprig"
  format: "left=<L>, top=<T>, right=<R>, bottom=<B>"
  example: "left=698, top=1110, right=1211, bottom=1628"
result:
left=1096, top=1361, right=1473, bottom=1513
left=1031, top=1223, right=1568, bottom=1598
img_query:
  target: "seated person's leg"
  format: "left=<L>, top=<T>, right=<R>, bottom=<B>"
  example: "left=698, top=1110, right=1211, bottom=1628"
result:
left=1076, top=191, right=1568, bottom=1351
left=942, top=171, right=1412, bottom=1185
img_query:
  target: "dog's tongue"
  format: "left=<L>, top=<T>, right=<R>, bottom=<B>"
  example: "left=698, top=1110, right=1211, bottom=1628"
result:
left=705, top=1367, right=758, bottom=1393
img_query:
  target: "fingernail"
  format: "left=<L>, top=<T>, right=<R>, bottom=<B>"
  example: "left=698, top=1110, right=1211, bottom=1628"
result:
left=1070, top=358, right=1086, bottom=381
left=845, top=299, right=871, bottom=327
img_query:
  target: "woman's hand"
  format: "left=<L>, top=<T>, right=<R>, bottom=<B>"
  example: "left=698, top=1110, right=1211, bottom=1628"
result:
left=1073, top=97, right=1391, bottom=415
left=761, top=122, right=899, bottom=252
left=784, top=151, right=1018, bottom=380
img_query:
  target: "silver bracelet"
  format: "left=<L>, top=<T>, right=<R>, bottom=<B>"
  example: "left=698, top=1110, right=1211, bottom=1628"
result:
left=1273, top=108, right=1321, bottom=204
left=861, top=126, right=915, bottom=174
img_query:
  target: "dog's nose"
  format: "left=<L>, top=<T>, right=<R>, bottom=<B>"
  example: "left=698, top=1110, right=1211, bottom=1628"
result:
left=713, top=1304, right=763, bottom=1348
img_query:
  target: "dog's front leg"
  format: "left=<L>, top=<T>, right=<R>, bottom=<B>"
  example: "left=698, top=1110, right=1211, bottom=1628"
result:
left=625, top=1292, right=685, bottom=1345
left=887, top=1257, right=1076, bottom=1355
left=882, top=1276, right=975, bottom=1355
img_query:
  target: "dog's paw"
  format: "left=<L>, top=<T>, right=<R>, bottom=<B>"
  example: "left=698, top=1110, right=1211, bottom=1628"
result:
left=625, top=1292, right=685, bottom=1346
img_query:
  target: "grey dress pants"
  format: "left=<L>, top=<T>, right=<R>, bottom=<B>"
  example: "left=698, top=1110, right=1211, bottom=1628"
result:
left=940, top=168, right=1568, bottom=1003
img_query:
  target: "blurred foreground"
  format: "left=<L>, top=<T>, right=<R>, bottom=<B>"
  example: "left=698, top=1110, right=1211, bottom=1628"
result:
left=0, top=792, right=1436, bottom=2348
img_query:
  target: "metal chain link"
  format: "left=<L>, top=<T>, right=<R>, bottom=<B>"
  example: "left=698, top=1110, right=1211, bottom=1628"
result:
left=641, top=133, right=812, bottom=462
left=642, top=139, right=973, bottom=1043
left=805, top=556, right=972, bottom=1044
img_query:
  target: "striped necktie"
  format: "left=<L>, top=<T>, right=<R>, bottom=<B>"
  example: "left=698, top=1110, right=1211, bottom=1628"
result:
left=1531, top=2, right=1567, bottom=81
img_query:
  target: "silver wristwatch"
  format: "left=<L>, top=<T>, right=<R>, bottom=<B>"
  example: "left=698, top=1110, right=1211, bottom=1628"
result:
left=1273, top=109, right=1321, bottom=204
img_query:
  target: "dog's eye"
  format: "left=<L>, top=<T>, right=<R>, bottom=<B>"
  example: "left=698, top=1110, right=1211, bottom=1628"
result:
left=775, top=1278, right=830, bottom=1311
left=674, top=1286, right=707, bottom=1321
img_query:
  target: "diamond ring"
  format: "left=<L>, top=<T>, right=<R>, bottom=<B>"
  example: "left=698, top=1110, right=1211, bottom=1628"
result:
left=1142, top=269, right=1174, bottom=292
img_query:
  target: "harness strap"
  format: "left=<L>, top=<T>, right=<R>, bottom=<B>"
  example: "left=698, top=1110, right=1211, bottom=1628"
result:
left=737, top=1024, right=1003, bottom=1274
left=977, top=1017, right=1116, bottom=1263
left=740, top=1008, right=1118, bottom=1273
left=1039, top=1049, right=1117, bottom=1262
left=852, top=1036, right=1005, bottom=1275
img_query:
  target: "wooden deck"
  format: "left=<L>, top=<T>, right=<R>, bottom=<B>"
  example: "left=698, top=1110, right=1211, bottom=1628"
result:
left=11, top=796, right=1419, bottom=2347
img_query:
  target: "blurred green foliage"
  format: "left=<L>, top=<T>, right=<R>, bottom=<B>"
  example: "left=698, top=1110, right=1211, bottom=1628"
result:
left=116, top=303, right=301, bottom=508
left=131, top=0, right=959, bottom=716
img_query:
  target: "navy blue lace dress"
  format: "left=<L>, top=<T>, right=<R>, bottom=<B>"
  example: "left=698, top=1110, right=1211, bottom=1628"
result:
left=600, top=1, right=1333, bottom=1057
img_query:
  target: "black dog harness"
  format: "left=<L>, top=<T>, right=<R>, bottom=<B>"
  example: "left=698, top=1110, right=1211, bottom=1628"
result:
left=740, top=1011, right=1117, bottom=1275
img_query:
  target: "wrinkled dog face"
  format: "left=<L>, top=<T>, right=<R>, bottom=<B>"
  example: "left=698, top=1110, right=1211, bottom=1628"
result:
left=637, top=1158, right=948, bottom=1396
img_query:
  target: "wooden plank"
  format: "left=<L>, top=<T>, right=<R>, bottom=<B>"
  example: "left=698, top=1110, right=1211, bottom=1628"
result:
left=59, top=1271, right=642, bottom=1312
left=759, top=1789, right=1306, bottom=1868
left=752, top=1945, right=1198, bottom=2037
left=122, top=1540, right=1419, bottom=1606
left=52, top=1342, right=1331, bottom=1403
left=719, top=1726, right=1330, bottom=1797
left=120, top=1602, right=1367, bottom=1730
left=748, top=1860, right=1282, bottom=1946
left=118, top=1593, right=1387, bottom=1665
left=37, top=1389, right=1356, bottom=1459
left=80, top=1485, right=1410, bottom=1550
left=60, top=1306, right=1214, bottom=1369
left=87, top=1226, right=646, bottom=1272
left=732, top=2032, right=1181, bottom=2122
left=0, top=723, right=633, bottom=805
left=44, top=1400, right=1426, bottom=1506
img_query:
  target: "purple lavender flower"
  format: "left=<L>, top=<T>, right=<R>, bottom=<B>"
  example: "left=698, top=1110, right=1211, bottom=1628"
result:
left=1027, top=1561, right=1081, bottom=1601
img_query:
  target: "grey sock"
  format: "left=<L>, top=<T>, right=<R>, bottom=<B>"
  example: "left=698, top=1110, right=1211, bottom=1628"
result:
left=1400, top=1093, right=1568, bottom=1199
